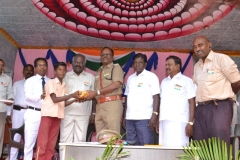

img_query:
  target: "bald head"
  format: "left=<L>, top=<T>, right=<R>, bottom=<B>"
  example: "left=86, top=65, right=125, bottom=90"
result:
left=194, top=36, right=210, bottom=43
left=193, top=36, right=212, bottom=62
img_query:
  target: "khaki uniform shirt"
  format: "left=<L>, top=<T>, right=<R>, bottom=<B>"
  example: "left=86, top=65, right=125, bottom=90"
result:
left=94, top=62, right=124, bottom=99
left=0, top=73, right=13, bottom=112
left=193, top=51, right=240, bottom=102
left=41, top=78, right=67, bottom=118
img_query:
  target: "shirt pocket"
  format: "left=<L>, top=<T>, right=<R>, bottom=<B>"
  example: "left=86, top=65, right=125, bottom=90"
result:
left=83, top=81, right=91, bottom=90
left=205, top=69, right=217, bottom=82
left=0, top=83, right=8, bottom=98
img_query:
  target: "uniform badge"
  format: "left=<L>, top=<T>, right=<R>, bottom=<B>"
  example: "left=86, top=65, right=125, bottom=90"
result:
left=1, top=82, right=7, bottom=87
left=174, top=84, right=182, bottom=90
left=104, top=73, right=109, bottom=77
left=207, top=70, right=214, bottom=74
left=84, top=82, right=90, bottom=86
left=137, top=83, right=143, bottom=87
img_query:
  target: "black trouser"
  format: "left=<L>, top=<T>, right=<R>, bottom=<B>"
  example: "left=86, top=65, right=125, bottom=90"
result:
left=193, top=99, right=233, bottom=147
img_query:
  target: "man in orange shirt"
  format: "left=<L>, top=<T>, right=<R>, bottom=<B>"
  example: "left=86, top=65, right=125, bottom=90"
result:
left=193, top=36, right=240, bottom=146
left=36, top=62, right=79, bottom=160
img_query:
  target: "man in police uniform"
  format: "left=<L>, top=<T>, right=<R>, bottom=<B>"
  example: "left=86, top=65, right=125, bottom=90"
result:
left=86, top=47, right=124, bottom=134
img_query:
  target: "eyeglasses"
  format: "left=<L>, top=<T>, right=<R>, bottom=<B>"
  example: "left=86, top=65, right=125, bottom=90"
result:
left=37, top=64, right=47, bottom=68
left=101, top=53, right=112, bottom=57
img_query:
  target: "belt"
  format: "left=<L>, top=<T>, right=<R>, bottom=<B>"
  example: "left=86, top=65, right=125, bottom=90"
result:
left=98, top=95, right=122, bottom=103
left=197, top=98, right=233, bottom=106
left=28, top=106, right=41, bottom=111
left=13, top=105, right=28, bottom=110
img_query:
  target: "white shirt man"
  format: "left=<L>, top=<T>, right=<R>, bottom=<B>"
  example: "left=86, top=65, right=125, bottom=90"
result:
left=60, top=55, right=95, bottom=158
left=9, top=64, right=34, bottom=160
left=124, top=53, right=160, bottom=145
left=125, top=69, right=160, bottom=119
left=24, top=58, right=50, bottom=160
left=159, top=56, right=195, bottom=147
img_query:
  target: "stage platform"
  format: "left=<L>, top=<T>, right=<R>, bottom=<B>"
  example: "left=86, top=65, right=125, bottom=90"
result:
left=60, top=143, right=184, bottom=160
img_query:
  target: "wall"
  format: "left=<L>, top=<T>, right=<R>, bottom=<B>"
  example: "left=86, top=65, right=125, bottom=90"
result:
left=0, top=33, right=17, bottom=77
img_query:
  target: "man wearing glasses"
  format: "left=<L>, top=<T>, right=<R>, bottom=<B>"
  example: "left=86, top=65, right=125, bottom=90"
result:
left=87, top=47, right=124, bottom=134
left=24, top=58, right=50, bottom=160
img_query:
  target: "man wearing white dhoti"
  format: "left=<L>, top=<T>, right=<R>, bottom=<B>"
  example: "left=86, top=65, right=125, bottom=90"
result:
left=157, top=55, right=196, bottom=147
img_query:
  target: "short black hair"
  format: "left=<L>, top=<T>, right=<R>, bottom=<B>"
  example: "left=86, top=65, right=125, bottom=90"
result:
left=23, top=64, right=34, bottom=71
left=101, top=47, right=114, bottom=56
left=34, top=58, right=48, bottom=67
left=166, top=55, right=182, bottom=70
left=133, top=53, right=147, bottom=63
left=0, top=59, right=5, bottom=65
left=54, top=62, right=67, bottom=70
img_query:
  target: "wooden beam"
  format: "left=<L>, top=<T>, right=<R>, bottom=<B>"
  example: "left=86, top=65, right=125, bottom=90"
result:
left=0, top=28, right=20, bottom=48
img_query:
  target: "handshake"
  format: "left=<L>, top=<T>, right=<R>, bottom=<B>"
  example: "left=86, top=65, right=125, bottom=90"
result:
left=70, top=90, right=97, bottom=102
left=78, top=91, right=90, bottom=99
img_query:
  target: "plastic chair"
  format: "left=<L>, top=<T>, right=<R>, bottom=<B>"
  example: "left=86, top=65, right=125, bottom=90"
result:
left=87, top=131, right=97, bottom=142
left=8, top=124, right=25, bottom=159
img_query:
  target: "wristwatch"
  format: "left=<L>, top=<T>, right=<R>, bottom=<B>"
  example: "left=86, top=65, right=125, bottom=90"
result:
left=152, top=111, right=158, bottom=115
left=188, top=122, right=194, bottom=125
left=97, top=89, right=100, bottom=95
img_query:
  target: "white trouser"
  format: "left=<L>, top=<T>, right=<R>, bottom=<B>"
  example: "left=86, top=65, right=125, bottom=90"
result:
left=10, top=109, right=26, bottom=160
left=0, top=112, right=6, bottom=158
left=159, top=120, right=189, bottom=147
left=59, top=115, right=89, bottom=160
left=23, top=109, right=41, bottom=160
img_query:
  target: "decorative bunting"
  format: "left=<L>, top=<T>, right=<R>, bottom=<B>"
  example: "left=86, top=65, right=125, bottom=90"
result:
left=181, top=51, right=193, bottom=73
left=66, top=49, right=75, bottom=66
left=46, top=49, right=58, bottom=66
left=146, top=52, right=158, bottom=71
left=122, top=52, right=135, bottom=77
left=19, top=48, right=27, bottom=67
left=18, top=49, right=197, bottom=76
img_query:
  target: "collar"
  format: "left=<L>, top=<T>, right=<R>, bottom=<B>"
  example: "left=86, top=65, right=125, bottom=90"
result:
left=36, top=74, right=47, bottom=79
left=134, top=69, right=147, bottom=76
left=100, top=62, right=114, bottom=70
left=54, top=77, right=65, bottom=86
left=198, top=50, right=214, bottom=65
left=0, top=73, right=6, bottom=77
left=69, top=70, right=86, bottom=76
left=167, top=72, right=182, bottom=79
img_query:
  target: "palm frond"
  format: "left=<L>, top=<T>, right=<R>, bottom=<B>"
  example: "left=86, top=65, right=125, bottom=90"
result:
left=178, top=137, right=234, bottom=160
left=97, top=134, right=130, bottom=160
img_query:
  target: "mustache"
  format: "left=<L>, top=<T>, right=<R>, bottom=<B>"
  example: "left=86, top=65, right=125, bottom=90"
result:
left=196, top=50, right=203, bottom=54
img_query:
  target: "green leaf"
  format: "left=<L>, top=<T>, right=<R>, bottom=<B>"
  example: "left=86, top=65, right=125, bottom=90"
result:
left=178, top=137, right=234, bottom=160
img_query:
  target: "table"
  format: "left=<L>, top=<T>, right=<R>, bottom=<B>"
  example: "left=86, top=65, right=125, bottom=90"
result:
left=60, top=143, right=184, bottom=160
